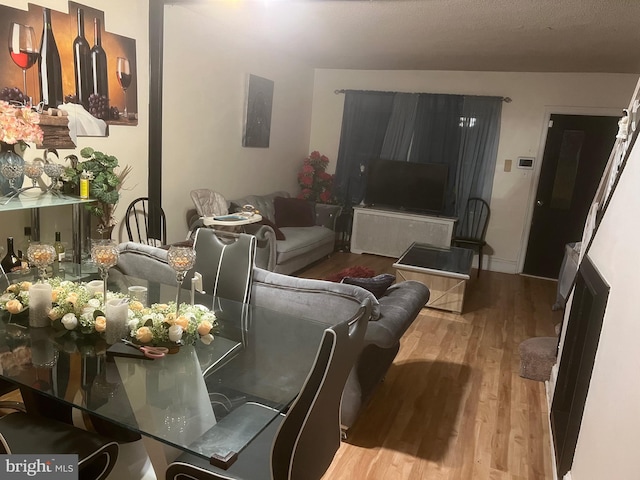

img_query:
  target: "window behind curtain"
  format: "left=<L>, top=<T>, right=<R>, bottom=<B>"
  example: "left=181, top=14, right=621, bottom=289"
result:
left=334, top=90, right=501, bottom=220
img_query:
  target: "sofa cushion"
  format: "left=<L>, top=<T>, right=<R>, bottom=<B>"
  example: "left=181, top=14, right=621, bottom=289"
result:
left=231, top=191, right=289, bottom=223
left=343, top=274, right=396, bottom=299
left=274, top=197, right=315, bottom=228
left=276, top=226, right=334, bottom=263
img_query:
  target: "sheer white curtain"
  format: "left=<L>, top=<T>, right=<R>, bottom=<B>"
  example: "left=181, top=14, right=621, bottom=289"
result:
left=455, top=96, right=502, bottom=220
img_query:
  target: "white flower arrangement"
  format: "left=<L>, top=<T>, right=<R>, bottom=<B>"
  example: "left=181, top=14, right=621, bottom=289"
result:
left=1, top=279, right=218, bottom=346
left=127, top=301, right=217, bottom=346
left=0, top=281, right=33, bottom=313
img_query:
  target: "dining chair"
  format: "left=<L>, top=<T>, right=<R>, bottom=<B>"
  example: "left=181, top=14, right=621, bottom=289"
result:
left=125, top=196, right=167, bottom=246
left=452, top=197, right=490, bottom=278
left=165, top=298, right=372, bottom=480
left=192, top=229, right=257, bottom=375
left=0, top=411, right=119, bottom=480
left=192, top=229, right=256, bottom=304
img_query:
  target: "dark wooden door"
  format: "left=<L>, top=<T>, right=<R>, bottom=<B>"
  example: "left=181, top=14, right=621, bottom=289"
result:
left=523, top=114, right=618, bottom=278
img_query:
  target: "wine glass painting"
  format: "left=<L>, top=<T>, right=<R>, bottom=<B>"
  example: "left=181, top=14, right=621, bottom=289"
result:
left=116, top=56, right=131, bottom=118
left=8, top=22, right=37, bottom=102
left=0, top=2, right=139, bottom=142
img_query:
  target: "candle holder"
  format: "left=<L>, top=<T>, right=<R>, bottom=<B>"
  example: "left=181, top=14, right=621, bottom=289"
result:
left=90, top=240, right=119, bottom=302
left=22, top=160, right=44, bottom=189
left=167, top=245, right=196, bottom=316
left=43, top=162, right=64, bottom=196
left=27, top=243, right=56, bottom=279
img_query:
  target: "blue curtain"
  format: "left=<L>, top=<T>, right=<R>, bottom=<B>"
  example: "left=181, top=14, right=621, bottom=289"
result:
left=334, top=90, right=502, bottom=219
left=409, top=94, right=464, bottom=216
left=334, top=91, right=394, bottom=205
left=455, top=96, right=502, bottom=224
left=380, top=93, right=419, bottom=161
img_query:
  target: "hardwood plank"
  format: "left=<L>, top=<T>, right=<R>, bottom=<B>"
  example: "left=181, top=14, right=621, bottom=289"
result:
left=305, top=253, right=556, bottom=480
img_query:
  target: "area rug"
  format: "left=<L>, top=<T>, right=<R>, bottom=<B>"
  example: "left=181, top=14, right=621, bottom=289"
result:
left=325, top=266, right=375, bottom=283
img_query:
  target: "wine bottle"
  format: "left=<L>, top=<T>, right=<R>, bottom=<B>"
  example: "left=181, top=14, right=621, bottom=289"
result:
left=90, top=18, right=108, bottom=100
left=38, top=7, right=63, bottom=109
left=72, top=8, right=91, bottom=109
left=54, top=231, right=65, bottom=263
left=1, top=237, right=22, bottom=273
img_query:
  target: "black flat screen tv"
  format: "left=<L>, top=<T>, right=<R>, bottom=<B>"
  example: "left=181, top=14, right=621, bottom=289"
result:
left=364, top=158, right=448, bottom=215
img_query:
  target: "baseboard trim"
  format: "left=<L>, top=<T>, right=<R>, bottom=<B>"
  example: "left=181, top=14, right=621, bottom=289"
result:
left=484, top=256, right=518, bottom=274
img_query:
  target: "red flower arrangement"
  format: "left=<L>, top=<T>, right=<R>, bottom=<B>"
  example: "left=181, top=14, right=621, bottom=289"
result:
left=297, top=151, right=336, bottom=204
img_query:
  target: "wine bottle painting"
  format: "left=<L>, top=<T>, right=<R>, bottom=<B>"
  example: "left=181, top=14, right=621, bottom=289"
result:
left=0, top=1, right=138, bottom=141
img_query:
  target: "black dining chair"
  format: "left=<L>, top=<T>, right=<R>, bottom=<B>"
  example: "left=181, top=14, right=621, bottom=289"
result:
left=0, top=411, right=119, bottom=480
left=165, top=298, right=372, bottom=480
left=125, top=197, right=167, bottom=246
left=452, top=197, right=490, bottom=278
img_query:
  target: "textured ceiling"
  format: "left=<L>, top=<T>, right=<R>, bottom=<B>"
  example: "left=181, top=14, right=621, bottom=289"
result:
left=184, top=0, right=640, bottom=73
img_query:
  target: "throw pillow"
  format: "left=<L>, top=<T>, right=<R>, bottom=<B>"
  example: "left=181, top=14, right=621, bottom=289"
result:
left=274, top=197, right=315, bottom=228
left=257, top=217, right=286, bottom=240
left=342, top=274, right=396, bottom=299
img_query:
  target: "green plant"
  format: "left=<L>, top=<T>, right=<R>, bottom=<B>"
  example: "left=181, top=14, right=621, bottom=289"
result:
left=63, top=147, right=132, bottom=234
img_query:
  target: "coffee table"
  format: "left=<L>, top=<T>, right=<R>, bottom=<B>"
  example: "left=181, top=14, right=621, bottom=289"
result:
left=393, top=242, right=473, bottom=313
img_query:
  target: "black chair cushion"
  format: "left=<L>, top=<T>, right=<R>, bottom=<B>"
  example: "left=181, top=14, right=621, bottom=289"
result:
left=0, top=412, right=118, bottom=480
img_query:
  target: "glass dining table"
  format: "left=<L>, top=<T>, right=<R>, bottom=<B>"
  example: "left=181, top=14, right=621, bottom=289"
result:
left=0, top=269, right=327, bottom=471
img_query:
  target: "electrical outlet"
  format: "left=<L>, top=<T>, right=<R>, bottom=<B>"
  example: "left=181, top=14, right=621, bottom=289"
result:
left=504, top=159, right=512, bottom=172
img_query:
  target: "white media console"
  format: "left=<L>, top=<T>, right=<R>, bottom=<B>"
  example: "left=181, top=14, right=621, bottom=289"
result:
left=350, top=207, right=456, bottom=258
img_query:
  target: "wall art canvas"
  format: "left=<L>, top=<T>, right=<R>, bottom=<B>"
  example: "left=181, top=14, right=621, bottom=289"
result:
left=242, top=74, right=274, bottom=148
left=0, top=1, right=138, bottom=147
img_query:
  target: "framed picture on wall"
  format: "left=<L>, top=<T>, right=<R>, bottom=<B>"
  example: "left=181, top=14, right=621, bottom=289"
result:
left=242, top=74, right=273, bottom=148
left=0, top=1, right=138, bottom=148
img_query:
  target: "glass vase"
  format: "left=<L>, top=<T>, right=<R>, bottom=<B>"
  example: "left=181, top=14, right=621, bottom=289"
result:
left=0, top=142, right=24, bottom=196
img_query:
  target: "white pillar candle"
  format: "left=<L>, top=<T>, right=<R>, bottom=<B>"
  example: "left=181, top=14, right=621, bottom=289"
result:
left=128, top=285, right=148, bottom=306
left=29, top=283, right=52, bottom=328
left=86, top=280, right=104, bottom=297
left=105, top=298, right=129, bottom=344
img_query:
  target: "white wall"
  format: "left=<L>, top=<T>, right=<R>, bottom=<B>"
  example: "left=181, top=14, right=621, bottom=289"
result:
left=162, top=4, right=316, bottom=243
left=565, top=79, right=640, bottom=479
left=309, top=70, right=637, bottom=273
left=0, top=0, right=149, bottom=249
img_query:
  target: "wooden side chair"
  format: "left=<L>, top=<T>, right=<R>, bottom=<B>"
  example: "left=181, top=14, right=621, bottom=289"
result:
left=165, top=298, right=372, bottom=480
left=125, top=197, right=167, bottom=246
left=452, top=197, right=490, bottom=277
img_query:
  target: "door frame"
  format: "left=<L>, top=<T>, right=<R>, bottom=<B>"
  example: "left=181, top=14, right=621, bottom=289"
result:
left=517, top=106, right=622, bottom=275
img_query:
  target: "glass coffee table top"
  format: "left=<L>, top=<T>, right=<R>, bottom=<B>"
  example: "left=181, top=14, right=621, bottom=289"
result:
left=394, top=242, right=474, bottom=279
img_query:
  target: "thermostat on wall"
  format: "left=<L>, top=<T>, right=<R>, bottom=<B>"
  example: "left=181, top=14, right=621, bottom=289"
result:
left=517, top=157, right=535, bottom=169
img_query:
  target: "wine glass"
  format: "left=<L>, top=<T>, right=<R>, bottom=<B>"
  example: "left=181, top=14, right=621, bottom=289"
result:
left=90, top=240, right=119, bottom=302
left=167, top=246, right=196, bottom=316
left=27, top=243, right=55, bottom=279
left=116, top=57, right=131, bottom=118
left=8, top=23, right=38, bottom=101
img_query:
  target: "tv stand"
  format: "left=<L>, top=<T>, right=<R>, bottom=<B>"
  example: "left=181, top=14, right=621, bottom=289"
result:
left=351, top=207, right=456, bottom=258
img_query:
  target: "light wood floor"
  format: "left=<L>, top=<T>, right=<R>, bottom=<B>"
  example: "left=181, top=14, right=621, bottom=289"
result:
left=300, top=252, right=562, bottom=480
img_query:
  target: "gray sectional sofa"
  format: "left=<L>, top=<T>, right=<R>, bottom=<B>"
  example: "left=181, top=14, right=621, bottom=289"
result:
left=112, top=242, right=430, bottom=434
left=188, top=191, right=341, bottom=274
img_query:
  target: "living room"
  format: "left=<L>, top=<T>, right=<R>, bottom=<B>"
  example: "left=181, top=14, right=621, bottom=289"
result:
left=1, top=1, right=640, bottom=479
